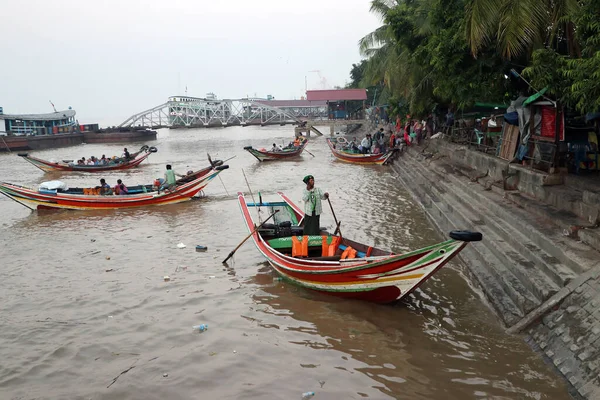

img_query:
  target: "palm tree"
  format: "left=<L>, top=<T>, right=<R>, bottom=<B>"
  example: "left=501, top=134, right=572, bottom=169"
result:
left=358, top=1, right=399, bottom=87
left=465, top=0, right=580, bottom=59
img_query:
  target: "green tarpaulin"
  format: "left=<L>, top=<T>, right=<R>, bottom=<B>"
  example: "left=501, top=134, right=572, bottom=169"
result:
left=523, top=87, right=549, bottom=107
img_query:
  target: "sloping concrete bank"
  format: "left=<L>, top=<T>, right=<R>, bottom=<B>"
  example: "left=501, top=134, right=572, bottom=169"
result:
left=390, top=141, right=600, bottom=399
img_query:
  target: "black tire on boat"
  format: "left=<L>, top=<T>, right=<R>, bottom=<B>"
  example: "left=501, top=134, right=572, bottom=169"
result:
left=148, top=146, right=158, bottom=153
left=140, top=145, right=150, bottom=152
left=215, top=165, right=229, bottom=171
left=243, top=146, right=253, bottom=150
left=449, top=230, right=483, bottom=242
left=17, top=153, right=28, bottom=157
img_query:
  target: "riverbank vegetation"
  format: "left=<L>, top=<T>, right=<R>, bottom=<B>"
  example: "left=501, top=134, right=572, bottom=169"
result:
left=350, top=0, right=600, bottom=116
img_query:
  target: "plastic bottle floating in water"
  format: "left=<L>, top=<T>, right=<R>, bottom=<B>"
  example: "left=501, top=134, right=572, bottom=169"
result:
left=193, top=324, right=208, bottom=332
left=301, top=392, right=315, bottom=399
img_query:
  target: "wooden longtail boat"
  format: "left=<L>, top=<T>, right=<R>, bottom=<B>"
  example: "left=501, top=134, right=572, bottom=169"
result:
left=326, top=138, right=397, bottom=165
left=237, top=192, right=482, bottom=303
left=16, top=145, right=158, bottom=172
left=0, top=162, right=229, bottom=211
left=243, top=139, right=308, bottom=162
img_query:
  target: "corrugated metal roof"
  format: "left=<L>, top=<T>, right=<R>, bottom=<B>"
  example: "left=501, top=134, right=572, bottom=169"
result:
left=0, top=110, right=76, bottom=121
left=254, top=100, right=327, bottom=107
left=306, top=89, right=367, bottom=101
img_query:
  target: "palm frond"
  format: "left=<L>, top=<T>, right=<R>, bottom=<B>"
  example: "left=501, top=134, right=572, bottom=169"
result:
left=497, top=0, right=547, bottom=59
left=358, top=25, right=392, bottom=56
left=369, top=0, right=398, bottom=19
left=465, top=0, right=502, bottom=57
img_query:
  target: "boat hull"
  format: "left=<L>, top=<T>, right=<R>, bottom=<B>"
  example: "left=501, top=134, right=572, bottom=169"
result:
left=244, top=140, right=307, bottom=162
left=18, top=151, right=153, bottom=172
left=237, top=192, right=473, bottom=304
left=326, top=138, right=396, bottom=165
left=0, top=166, right=225, bottom=211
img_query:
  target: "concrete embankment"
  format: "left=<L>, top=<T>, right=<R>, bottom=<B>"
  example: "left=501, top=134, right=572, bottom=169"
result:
left=390, top=140, right=600, bottom=399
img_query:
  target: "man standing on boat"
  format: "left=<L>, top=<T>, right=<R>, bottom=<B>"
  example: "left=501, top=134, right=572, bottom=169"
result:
left=162, top=164, right=186, bottom=191
left=302, top=175, right=328, bottom=236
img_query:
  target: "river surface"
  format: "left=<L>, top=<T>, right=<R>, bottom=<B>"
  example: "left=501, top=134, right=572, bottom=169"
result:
left=0, top=127, right=570, bottom=399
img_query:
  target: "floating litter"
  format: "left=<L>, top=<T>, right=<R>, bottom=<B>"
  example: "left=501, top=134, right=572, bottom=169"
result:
left=196, top=245, right=208, bottom=252
left=164, top=276, right=171, bottom=282
left=177, top=243, right=186, bottom=249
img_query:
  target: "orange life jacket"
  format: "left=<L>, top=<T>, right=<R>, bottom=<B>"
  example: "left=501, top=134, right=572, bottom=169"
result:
left=291, top=236, right=309, bottom=257
left=321, top=236, right=340, bottom=257
left=341, top=246, right=357, bottom=260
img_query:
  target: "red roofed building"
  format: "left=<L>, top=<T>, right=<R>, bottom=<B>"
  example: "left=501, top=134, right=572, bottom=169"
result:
left=306, top=89, right=367, bottom=102
left=306, top=89, right=367, bottom=120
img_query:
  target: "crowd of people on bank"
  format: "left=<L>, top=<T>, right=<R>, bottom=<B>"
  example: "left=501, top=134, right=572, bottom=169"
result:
left=339, top=114, right=447, bottom=154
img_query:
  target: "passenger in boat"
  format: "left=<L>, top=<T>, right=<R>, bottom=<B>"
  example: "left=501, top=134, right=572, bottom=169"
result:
left=100, top=155, right=107, bottom=165
left=114, top=179, right=128, bottom=195
left=350, top=138, right=360, bottom=153
left=77, top=157, right=85, bottom=165
left=162, top=164, right=186, bottom=191
left=96, top=178, right=112, bottom=195
left=271, top=143, right=283, bottom=152
left=122, top=148, right=131, bottom=160
left=302, top=175, right=329, bottom=236
left=373, top=144, right=382, bottom=154
left=360, top=134, right=372, bottom=154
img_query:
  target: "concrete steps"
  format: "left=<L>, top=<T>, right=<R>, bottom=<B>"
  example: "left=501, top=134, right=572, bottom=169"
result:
left=423, top=163, right=579, bottom=287
left=579, top=229, right=600, bottom=253
left=392, top=147, right=600, bottom=327
left=399, top=154, right=559, bottom=302
left=419, top=154, right=599, bottom=276
left=393, top=155, right=529, bottom=326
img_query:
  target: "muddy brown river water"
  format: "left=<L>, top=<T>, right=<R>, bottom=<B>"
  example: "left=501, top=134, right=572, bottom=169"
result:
left=0, top=127, right=570, bottom=399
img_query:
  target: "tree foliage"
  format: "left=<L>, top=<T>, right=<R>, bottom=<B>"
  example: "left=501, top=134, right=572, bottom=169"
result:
left=351, top=0, right=600, bottom=116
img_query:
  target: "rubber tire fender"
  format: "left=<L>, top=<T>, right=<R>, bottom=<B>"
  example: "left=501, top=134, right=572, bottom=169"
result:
left=449, top=230, right=483, bottom=242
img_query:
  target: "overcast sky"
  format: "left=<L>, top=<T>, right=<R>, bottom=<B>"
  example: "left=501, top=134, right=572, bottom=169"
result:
left=0, top=0, right=380, bottom=126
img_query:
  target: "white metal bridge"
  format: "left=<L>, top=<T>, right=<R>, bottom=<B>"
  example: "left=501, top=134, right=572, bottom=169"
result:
left=119, top=97, right=311, bottom=128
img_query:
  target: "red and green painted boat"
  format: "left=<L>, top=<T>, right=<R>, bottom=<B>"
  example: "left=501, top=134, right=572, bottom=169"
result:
left=243, top=139, right=308, bottom=162
left=17, top=145, right=158, bottom=172
left=237, top=191, right=482, bottom=303
left=326, top=138, right=397, bottom=165
left=0, top=161, right=229, bottom=211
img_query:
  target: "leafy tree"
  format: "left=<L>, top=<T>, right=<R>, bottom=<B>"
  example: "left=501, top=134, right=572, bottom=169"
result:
left=464, top=0, right=580, bottom=59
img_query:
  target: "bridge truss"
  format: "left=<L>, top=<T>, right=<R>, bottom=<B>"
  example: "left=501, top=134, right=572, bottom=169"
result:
left=119, top=99, right=302, bottom=128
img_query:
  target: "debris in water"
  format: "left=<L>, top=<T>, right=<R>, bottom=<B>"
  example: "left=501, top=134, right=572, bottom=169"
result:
left=105, top=269, right=114, bottom=272
left=105, top=256, right=111, bottom=260
left=177, top=243, right=186, bottom=249
left=196, top=245, right=208, bottom=252
left=163, top=276, right=171, bottom=282
left=163, top=373, right=168, bottom=378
